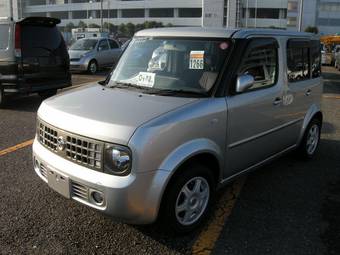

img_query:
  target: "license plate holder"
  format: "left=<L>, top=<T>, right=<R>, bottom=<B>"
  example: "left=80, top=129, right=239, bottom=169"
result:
left=47, top=167, right=70, bottom=199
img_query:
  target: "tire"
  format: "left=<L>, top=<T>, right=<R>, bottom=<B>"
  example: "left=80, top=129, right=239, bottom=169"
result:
left=0, top=85, right=6, bottom=108
left=297, top=118, right=321, bottom=159
left=38, top=89, right=57, bottom=100
left=88, top=60, right=98, bottom=75
left=159, top=163, right=215, bottom=234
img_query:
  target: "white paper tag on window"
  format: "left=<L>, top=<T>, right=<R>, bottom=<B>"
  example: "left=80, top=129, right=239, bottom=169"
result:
left=136, top=72, right=156, bottom=87
left=189, top=51, right=204, bottom=70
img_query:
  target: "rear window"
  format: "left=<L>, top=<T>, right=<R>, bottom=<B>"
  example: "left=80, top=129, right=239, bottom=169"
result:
left=21, top=25, right=61, bottom=51
left=0, top=24, right=10, bottom=50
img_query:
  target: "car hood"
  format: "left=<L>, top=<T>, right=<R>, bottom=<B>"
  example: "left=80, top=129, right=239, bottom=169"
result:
left=68, top=50, right=91, bottom=59
left=38, top=84, right=198, bottom=145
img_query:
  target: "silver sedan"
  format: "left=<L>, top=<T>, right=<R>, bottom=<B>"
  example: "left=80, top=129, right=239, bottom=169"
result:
left=68, top=38, right=122, bottom=74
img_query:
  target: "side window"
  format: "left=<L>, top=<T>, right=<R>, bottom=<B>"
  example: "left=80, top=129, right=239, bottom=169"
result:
left=98, top=40, right=109, bottom=51
left=109, top=40, right=119, bottom=49
left=238, top=38, right=278, bottom=91
left=287, top=40, right=310, bottom=82
left=311, top=40, right=321, bottom=78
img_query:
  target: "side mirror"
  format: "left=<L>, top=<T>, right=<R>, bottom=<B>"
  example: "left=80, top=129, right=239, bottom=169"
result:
left=98, top=47, right=102, bottom=52
left=236, top=74, right=255, bottom=93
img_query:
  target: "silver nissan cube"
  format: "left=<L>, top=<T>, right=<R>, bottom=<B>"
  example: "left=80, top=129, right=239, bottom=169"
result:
left=33, top=27, right=323, bottom=233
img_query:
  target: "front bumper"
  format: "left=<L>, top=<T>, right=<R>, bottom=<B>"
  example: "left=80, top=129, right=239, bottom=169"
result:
left=70, top=61, right=88, bottom=72
left=32, top=138, right=170, bottom=224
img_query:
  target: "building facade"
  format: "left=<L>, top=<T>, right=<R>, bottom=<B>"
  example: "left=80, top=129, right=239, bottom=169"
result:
left=3, top=0, right=288, bottom=29
left=287, top=0, right=340, bottom=34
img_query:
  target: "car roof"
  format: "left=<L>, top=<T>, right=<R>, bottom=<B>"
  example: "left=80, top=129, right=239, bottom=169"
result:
left=135, top=27, right=318, bottom=40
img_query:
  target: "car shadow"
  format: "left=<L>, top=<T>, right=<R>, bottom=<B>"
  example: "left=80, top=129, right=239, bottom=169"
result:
left=1, top=94, right=42, bottom=112
left=322, top=71, right=340, bottom=95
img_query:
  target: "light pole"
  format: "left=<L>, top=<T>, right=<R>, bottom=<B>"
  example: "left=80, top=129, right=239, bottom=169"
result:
left=298, top=0, right=304, bottom=32
left=87, top=0, right=93, bottom=29
left=254, top=0, right=258, bottom=28
left=100, top=0, right=103, bottom=32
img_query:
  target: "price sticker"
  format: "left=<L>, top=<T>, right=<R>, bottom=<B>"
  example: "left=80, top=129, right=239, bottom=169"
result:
left=189, top=51, right=204, bottom=70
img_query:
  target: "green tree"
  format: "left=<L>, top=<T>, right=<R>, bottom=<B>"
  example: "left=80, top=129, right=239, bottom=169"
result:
left=118, top=23, right=127, bottom=36
left=305, top=26, right=319, bottom=34
left=65, top=22, right=75, bottom=32
left=88, top=23, right=100, bottom=28
left=126, top=23, right=136, bottom=37
left=103, top=22, right=117, bottom=33
left=78, top=21, right=87, bottom=29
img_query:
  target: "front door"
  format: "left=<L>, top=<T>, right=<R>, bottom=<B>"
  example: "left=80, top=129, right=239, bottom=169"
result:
left=225, top=38, right=297, bottom=176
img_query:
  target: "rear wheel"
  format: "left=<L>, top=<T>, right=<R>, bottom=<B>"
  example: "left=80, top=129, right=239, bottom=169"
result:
left=159, top=163, right=215, bottom=234
left=297, top=118, right=321, bottom=159
left=88, top=60, right=98, bottom=75
left=0, top=85, right=6, bottom=107
left=38, top=89, right=57, bottom=100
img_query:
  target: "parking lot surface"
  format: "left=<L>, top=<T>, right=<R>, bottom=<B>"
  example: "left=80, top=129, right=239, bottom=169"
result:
left=1, top=67, right=340, bottom=255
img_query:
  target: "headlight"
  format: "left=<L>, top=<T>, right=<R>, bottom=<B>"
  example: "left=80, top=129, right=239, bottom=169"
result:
left=104, top=144, right=132, bottom=175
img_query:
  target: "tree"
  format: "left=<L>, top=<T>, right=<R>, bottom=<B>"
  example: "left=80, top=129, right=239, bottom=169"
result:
left=88, top=23, right=100, bottom=28
left=126, top=23, right=136, bottom=37
left=118, top=23, right=127, bottom=36
left=65, top=22, right=75, bottom=32
left=103, top=22, right=117, bottom=34
left=78, top=21, right=87, bottom=29
left=305, top=26, right=319, bottom=34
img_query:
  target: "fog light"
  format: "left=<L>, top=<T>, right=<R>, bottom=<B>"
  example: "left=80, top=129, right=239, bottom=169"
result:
left=91, top=191, right=104, bottom=205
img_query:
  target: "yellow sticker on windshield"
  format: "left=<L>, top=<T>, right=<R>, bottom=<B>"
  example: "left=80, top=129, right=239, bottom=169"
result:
left=189, top=51, right=204, bottom=70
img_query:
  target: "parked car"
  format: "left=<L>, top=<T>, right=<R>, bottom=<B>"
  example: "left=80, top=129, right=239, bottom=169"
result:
left=0, top=17, right=71, bottom=106
left=33, top=28, right=323, bottom=233
left=68, top=37, right=122, bottom=74
left=334, top=45, right=340, bottom=71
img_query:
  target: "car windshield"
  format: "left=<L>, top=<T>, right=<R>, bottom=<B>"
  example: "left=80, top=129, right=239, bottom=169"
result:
left=107, top=37, right=232, bottom=96
left=70, top=39, right=98, bottom=51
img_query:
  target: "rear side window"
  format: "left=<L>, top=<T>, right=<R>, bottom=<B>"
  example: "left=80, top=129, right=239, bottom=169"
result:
left=21, top=25, right=62, bottom=51
left=287, top=40, right=310, bottom=82
left=98, top=40, right=109, bottom=51
left=311, top=40, right=321, bottom=78
left=109, top=40, right=119, bottom=49
left=0, top=24, right=10, bottom=49
left=238, top=38, right=278, bottom=91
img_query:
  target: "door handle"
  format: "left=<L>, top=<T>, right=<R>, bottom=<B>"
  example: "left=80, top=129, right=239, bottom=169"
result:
left=273, top=97, right=282, bottom=106
left=305, top=89, right=312, bottom=96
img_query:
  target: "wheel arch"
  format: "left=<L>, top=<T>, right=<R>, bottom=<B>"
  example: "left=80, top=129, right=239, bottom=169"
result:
left=298, top=104, right=323, bottom=145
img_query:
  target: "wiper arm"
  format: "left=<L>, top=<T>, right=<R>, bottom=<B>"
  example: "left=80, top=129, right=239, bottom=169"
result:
left=108, top=82, right=157, bottom=91
left=144, top=89, right=209, bottom=97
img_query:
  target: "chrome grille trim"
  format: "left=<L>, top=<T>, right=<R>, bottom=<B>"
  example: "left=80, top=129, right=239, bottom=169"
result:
left=71, top=181, right=89, bottom=201
left=40, top=163, right=48, bottom=179
left=37, top=119, right=104, bottom=171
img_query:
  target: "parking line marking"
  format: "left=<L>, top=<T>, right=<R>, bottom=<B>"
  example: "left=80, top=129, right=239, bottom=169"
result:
left=0, top=139, right=34, bottom=157
left=192, top=176, right=246, bottom=255
left=323, top=95, right=340, bottom=100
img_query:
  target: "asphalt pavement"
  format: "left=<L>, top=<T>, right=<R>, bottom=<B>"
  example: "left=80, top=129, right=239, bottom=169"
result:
left=0, top=67, right=339, bottom=255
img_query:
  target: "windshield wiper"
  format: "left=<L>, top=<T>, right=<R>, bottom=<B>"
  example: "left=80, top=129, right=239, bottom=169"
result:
left=143, top=89, right=209, bottom=97
left=108, top=82, right=155, bottom=91
left=108, top=82, right=209, bottom=97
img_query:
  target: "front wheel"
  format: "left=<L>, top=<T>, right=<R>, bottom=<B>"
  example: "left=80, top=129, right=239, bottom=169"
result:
left=0, top=86, right=6, bottom=107
left=38, top=89, right=57, bottom=100
left=297, top=118, right=321, bottom=159
left=88, top=60, right=98, bottom=75
left=159, top=163, right=215, bottom=234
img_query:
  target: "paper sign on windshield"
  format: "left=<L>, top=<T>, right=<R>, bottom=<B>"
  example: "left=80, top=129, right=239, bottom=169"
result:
left=137, top=72, right=155, bottom=87
left=189, top=51, right=204, bottom=70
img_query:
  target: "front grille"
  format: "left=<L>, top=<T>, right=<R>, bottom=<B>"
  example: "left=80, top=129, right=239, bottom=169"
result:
left=70, top=58, right=80, bottom=62
left=37, top=120, right=104, bottom=171
left=71, top=181, right=89, bottom=201
left=40, top=163, right=48, bottom=179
